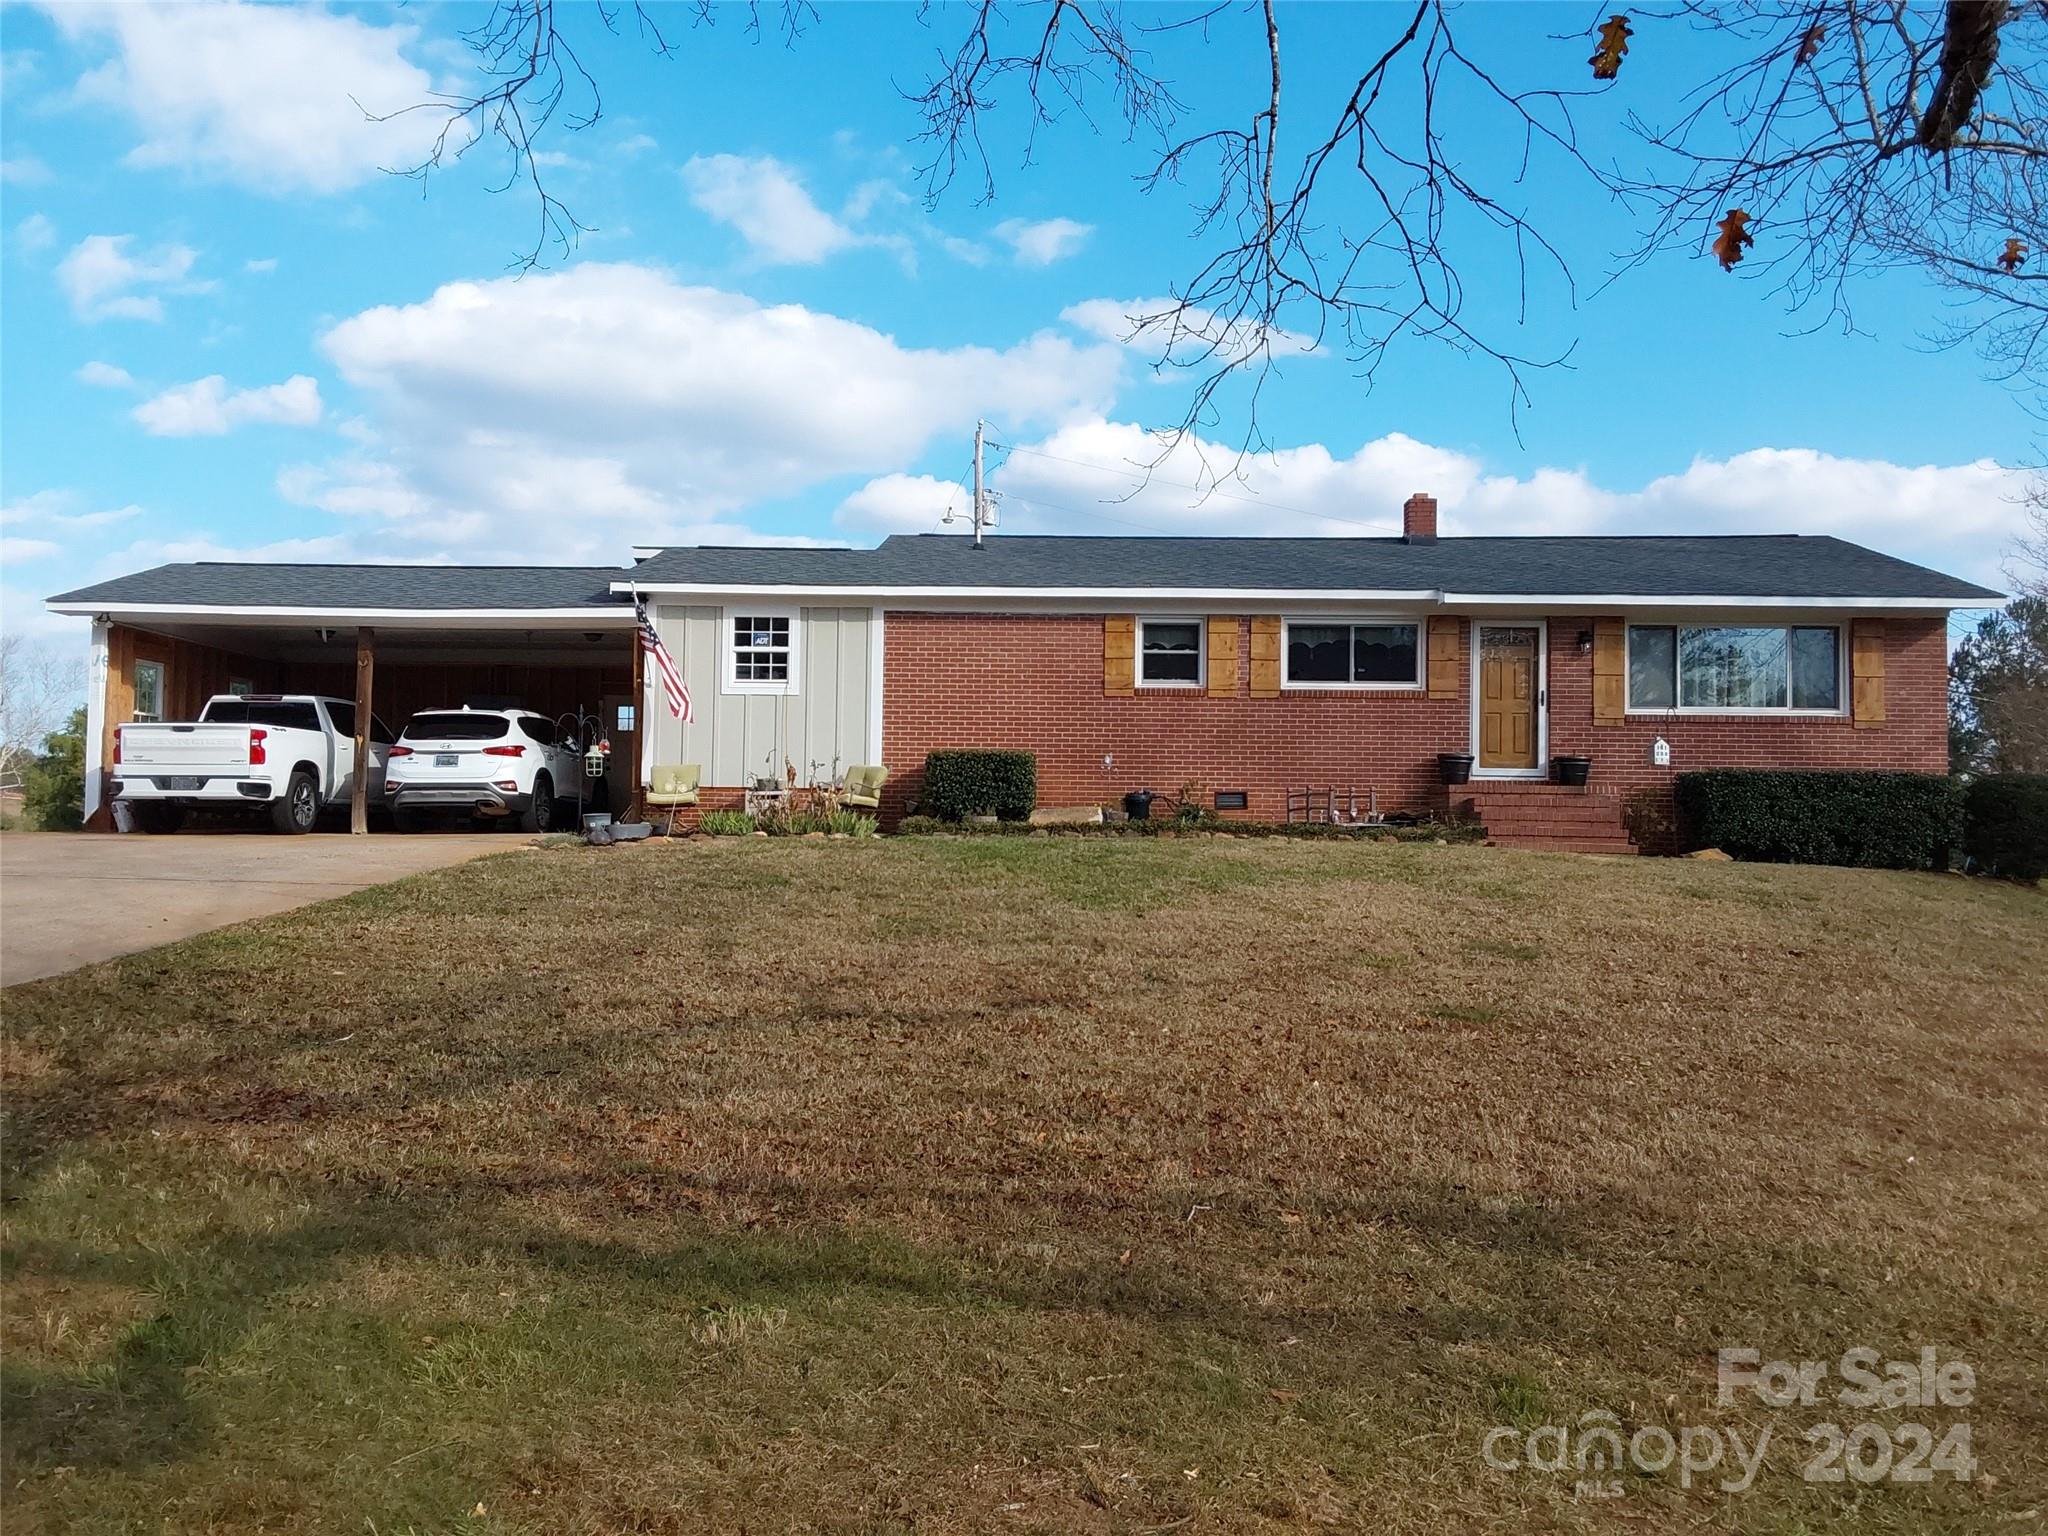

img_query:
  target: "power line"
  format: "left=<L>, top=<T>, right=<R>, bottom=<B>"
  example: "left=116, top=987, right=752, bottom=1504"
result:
left=987, top=438, right=1404, bottom=535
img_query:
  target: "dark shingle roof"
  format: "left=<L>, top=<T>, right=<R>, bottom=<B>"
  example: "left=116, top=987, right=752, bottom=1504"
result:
left=48, top=563, right=630, bottom=611
left=625, top=533, right=2001, bottom=601
left=48, top=535, right=2001, bottom=610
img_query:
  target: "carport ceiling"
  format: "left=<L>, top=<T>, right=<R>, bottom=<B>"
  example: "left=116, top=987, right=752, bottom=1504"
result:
left=117, top=622, right=631, bottom=667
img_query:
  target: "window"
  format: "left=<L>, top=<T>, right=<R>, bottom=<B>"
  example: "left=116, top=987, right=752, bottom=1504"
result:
left=203, top=698, right=322, bottom=732
left=401, top=711, right=513, bottom=742
left=327, top=701, right=355, bottom=740
left=132, top=660, right=165, bottom=722
left=1214, top=789, right=1249, bottom=811
left=726, top=609, right=799, bottom=694
left=1139, top=618, right=1203, bottom=685
left=517, top=716, right=558, bottom=745
left=1627, top=624, right=1842, bottom=713
left=227, top=677, right=254, bottom=697
left=1284, top=621, right=1420, bottom=687
left=616, top=703, right=637, bottom=733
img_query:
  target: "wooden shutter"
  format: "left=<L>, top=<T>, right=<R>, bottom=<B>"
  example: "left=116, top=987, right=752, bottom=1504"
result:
left=1852, top=619, right=1886, bottom=728
left=1426, top=617, right=1460, bottom=699
left=1591, top=617, right=1626, bottom=725
left=1207, top=617, right=1240, bottom=698
left=1249, top=615, right=1282, bottom=698
left=1104, top=615, right=1135, bottom=697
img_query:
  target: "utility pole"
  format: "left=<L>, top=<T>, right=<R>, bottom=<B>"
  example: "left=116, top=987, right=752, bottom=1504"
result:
left=972, top=417, right=986, bottom=549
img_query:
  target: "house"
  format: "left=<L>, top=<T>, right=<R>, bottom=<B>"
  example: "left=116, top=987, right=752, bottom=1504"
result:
left=47, top=494, right=2001, bottom=849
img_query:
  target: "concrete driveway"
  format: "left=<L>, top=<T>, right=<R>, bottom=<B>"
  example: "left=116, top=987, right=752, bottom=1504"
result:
left=0, top=831, right=507, bottom=986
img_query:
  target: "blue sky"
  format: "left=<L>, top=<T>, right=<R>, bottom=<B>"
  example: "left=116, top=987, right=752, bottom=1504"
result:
left=0, top=1, right=2029, bottom=645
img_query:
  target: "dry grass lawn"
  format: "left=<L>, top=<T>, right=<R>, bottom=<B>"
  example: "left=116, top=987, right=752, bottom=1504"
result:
left=3, top=836, right=2045, bottom=1534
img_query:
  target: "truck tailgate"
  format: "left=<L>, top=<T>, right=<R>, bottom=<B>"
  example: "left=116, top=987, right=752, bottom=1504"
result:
left=122, top=724, right=250, bottom=768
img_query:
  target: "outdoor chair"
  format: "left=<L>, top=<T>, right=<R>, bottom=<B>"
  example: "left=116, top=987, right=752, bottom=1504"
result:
left=645, top=763, right=701, bottom=835
left=841, top=764, right=889, bottom=810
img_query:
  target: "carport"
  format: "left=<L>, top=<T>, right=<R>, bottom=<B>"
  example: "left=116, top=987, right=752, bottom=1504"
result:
left=45, top=565, right=643, bottom=831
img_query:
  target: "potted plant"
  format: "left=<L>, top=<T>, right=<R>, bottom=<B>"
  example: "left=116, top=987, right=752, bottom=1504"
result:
left=1437, top=752, right=1474, bottom=785
left=1552, top=754, right=1593, bottom=786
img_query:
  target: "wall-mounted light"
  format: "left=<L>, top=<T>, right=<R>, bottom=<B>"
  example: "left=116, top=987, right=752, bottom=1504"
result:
left=1576, top=630, right=1594, bottom=655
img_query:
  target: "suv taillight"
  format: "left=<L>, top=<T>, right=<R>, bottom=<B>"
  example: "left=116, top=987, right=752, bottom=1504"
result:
left=249, top=728, right=267, bottom=765
left=387, top=744, right=414, bottom=758
left=113, top=726, right=122, bottom=765
left=482, top=744, right=525, bottom=757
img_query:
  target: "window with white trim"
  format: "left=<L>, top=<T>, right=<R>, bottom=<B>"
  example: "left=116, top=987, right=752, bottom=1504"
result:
left=725, top=610, right=799, bottom=694
left=1627, top=624, right=1842, bottom=713
left=1139, top=618, right=1204, bottom=686
left=133, top=659, right=165, bottom=723
left=1284, top=621, right=1420, bottom=687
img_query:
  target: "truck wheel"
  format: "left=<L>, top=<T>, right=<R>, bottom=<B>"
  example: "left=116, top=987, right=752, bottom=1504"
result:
left=269, top=772, right=319, bottom=834
left=132, top=803, right=186, bottom=835
left=519, top=775, right=554, bottom=834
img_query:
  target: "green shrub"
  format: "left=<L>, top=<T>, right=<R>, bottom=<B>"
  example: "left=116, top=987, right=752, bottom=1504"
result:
left=1964, top=774, right=2048, bottom=881
left=699, top=809, right=757, bottom=836
left=1673, top=769, right=1961, bottom=870
left=920, top=749, right=1036, bottom=822
left=21, top=707, right=85, bottom=831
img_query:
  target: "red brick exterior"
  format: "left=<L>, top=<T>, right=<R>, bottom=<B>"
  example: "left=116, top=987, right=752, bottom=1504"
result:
left=879, top=610, right=1952, bottom=843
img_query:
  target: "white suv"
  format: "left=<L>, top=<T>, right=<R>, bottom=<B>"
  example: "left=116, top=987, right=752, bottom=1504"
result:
left=386, top=708, right=586, bottom=833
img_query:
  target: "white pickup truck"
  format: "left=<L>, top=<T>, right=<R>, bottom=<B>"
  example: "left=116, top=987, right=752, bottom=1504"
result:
left=113, top=694, right=391, bottom=834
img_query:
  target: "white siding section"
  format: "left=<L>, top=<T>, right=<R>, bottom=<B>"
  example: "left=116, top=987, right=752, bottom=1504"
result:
left=647, top=604, right=874, bottom=785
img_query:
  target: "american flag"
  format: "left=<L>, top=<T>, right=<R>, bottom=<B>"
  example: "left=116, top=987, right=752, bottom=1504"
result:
left=637, top=602, right=692, bottom=723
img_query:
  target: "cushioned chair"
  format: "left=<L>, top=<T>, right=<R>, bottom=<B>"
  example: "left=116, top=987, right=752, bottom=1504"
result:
left=644, top=763, right=701, bottom=835
left=841, top=764, right=889, bottom=810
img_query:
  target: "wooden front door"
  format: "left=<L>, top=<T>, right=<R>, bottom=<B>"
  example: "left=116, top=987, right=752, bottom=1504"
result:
left=1477, top=626, right=1540, bottom=770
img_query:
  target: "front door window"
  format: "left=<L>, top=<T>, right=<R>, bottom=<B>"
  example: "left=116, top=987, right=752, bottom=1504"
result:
left=1477, top=627, right=1540, bottom=770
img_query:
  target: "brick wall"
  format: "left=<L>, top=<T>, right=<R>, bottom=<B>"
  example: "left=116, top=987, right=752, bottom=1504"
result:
left=879, top=610, right=1952, bottom=839
left=883, top=611, right=1470, bottom=821
left=1543, top=613, right=1950, bottom=847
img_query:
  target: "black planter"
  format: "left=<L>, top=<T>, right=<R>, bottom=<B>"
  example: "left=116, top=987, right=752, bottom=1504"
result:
left=1552, top=755, right=1593, bottom=787
left=1123, top=789, right=1155, bottom=821
left=1437, top=753, right=1475, bottom=786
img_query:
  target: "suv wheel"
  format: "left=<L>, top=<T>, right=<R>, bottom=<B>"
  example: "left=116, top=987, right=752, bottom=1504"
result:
left=269, top=772, right=319, bottom=834
left=519, top=775, right=554, bottom=834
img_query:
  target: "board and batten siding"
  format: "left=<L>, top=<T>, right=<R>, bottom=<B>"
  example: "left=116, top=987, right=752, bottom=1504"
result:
left=645, top=604, right=879, bottom=785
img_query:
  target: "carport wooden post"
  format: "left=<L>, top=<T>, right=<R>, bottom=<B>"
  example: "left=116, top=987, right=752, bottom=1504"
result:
left=350, top=627, right=374, bottom=835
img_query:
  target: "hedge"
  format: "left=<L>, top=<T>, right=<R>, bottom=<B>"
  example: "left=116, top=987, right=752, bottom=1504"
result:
left=1673, top=769, right=1961, bottom=870
left=1964, top=774, right=2048, bottom=881
left=920, top=749, right=1037, bottom=822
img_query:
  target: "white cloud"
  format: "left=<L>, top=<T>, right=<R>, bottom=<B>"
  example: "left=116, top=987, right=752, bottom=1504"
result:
left=833, top=417, right=2021, bottom=591
left=243, top=256, right=277, bottom=274
left=56, top=233, right=203, bottom=321
left=1061, top=295, right=1319, bottom=364
left=300, top=262, right=1121, bottom=561
left=47, top=1, right=444, bottom=195
left=833, top=473, right=971, bottom=535
left=132, top=374, right=323, bottom=436
left=616, top=132, right=657, bottom=156
left=13, top=212, right=56, bottom=255
left=75, top=360, right=137, bottom=390
left=994, top=216, right=1092, bottom=266
left=1, top=155, right=52, bottom=185
left=682, top=153, right=859, bottom=265
left=1, top=490, right=144, bottom=530
left=1, top=537, right=61, bottom=563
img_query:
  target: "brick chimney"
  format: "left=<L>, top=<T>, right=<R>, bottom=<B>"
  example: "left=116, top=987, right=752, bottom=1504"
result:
left=1402, top=492, right=1438, bottom=543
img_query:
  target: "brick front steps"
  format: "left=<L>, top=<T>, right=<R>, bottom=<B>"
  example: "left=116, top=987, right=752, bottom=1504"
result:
left=1458, top=782, right=1637, bottom=854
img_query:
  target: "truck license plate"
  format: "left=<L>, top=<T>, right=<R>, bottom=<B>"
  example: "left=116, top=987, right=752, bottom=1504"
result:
left=435, top=754, right=458, bottom=767
left=159, top=776, right=202, bottom=791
